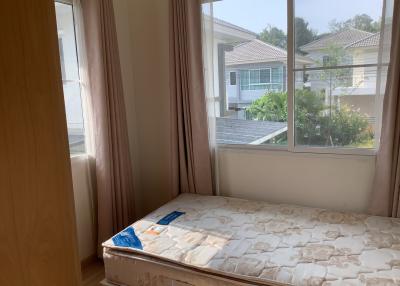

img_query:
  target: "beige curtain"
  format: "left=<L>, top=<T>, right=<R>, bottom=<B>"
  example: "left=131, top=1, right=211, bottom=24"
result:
left=370, top=0, right=400, bottom=217
left=80, top=0, right=135, bottom=245
left=169, top=0, right=214, bottom=196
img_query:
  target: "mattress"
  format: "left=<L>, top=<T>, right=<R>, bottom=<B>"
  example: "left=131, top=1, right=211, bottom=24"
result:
left=103, top=194, right=400, bottom=286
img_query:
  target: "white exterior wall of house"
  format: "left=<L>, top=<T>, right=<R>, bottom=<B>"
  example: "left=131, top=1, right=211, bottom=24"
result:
left=335, top=47, right=379, bottom=118
left=202, top=18, right=257, bottom=117
left=303, top=44, right=379, bottom=119
left=226, top=62, right=286, bottom=106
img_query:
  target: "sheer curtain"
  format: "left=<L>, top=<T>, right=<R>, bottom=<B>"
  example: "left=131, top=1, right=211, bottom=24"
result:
left=201, top=1, right=220, bottom=195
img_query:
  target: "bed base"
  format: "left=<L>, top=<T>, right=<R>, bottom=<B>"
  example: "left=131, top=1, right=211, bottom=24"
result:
left=103, top=249, right=283, bottom=286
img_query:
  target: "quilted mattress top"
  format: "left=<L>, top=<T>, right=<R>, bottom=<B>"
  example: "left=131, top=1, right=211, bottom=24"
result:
left=103, top=194, right=400, bottom=285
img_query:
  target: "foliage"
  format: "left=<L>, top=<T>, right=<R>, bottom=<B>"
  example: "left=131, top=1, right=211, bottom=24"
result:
left=246, top=89, right=373, bottom=147
left=329, top=14, right=380, bottom=33
left=295, top=17, right=317, bottom=53
left=246, top=92, right=287, bottom=122
left=318, top=44, right=353, bottom=88
left=259, top=26, right=287, bottom=49
left=258, top=17, right=316, bottom=53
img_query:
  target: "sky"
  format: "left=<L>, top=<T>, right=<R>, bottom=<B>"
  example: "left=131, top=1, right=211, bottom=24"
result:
left=211, top=0, right=383, bottom=34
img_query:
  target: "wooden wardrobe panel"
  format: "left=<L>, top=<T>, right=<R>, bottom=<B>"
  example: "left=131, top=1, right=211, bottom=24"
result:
left=0, top=0, right=81, bottom=285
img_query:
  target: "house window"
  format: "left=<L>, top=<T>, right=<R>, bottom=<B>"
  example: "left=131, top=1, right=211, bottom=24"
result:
left=322, top=55, right=330, bottom=66
left=201, top=0, right=392, bottom=153
left=230, top=72, right=237, bottom=85
left=55, top=1, right=86, bottom=155
left=240, top=68, right=272, bottom=90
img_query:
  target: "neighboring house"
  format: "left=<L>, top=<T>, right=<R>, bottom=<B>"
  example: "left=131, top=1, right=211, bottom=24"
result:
left=203, top=17, right=294, bottom=143
left=224, top=39, right=312, bottom=112
left=202, top=16, right=257, bottom=117
left=299, top=28, right=381, bottom=121
left=339, top=32, right=381, bottom=119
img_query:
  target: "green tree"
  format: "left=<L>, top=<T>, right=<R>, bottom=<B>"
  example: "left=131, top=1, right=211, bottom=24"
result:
left=295, top=17, right=317, bottom=53
left=259, top=26, right=287, bottom=49
left=329, top=14, right=380, bottom=33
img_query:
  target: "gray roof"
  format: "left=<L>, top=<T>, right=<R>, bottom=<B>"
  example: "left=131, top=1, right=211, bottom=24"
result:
left=345, top=33, right=380, bottom=49
left=300, top=28, right=373, bottom=52
left=212, top=17, right=258, bottom=37
left=225, top=39, right=313, bottom=66
left=216, top=117, right=287, bottom=145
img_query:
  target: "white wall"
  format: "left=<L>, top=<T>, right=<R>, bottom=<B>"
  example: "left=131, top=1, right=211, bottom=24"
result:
left=218, top=148, right=375, bottom=213
left=113, top=0, right=172, bottom=218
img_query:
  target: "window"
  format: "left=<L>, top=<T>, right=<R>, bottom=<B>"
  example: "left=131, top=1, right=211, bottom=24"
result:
left=322, top=55, right=330, bottom=67
left=293, top=0, right=390, bottom=150
left=55, top=1, right=86, bottom=155
left=240, top=68, right=272, bottom=90
left=230, top=72, right=237, bottom=85
left=202, top=0, right=392, bottom=153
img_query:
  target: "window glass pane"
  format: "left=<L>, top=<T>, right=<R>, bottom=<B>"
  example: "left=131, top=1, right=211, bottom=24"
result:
left=293, top=0, right=390, bottom=150
left=271, top=67, right=282, bottom=83
left=260, top=69, right=271, bottom=84
left=294, top=67, right=384, bottom=148
left=55, top=2, right=86, bottom=155
left=240, top=70, right=249, bottom=90
left=250, top=70, right=260, bottom=84
left=203, top=0, right=288, bottom=146
left=295, top=0, right=384, bottom=67
left=63, top=82, right=86, bottom=154
left=230, top=72, right=237, bottom=85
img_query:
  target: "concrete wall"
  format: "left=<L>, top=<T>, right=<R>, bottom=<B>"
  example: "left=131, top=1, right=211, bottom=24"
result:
left=340, top=95, right=375, bottom=117
left=217, top=148, right=375, bottom=213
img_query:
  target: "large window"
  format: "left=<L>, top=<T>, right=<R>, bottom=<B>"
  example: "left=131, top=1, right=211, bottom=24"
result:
left=202, top=0, right=392, bottom=153
left=55, top=1, right=86, bottom=155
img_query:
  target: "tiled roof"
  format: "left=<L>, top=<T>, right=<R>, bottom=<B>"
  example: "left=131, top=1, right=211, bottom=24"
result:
left=345, top=33, right=380, bottom=49
left=225, top=39, right=312, bottom=66
left=299, top=28, right=373, bottom=52
left=216, top=117, right=287, bottom=145
left=212, top=17, right=258, bottom=37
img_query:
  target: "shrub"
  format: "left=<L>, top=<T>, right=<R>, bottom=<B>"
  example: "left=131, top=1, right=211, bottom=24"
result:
left=246, top=89, right=373, bottom=147
left=246, top=91, right=287, bottom=122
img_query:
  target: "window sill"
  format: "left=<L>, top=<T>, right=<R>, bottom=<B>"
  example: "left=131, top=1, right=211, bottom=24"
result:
left=70, top=153, right=89, bottom=161
left=217, top=144, right=376, bottom=157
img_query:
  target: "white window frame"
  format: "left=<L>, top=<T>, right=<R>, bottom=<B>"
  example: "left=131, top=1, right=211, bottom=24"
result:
left=218, top=0, right=389, bottom=156
left=240, top=68, right=273, bottom=90
left=55, top=0, right=90, bottom=157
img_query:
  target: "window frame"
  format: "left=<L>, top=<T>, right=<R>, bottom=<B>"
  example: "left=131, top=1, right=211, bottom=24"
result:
left=217, top=0, right=389, bottom=156
left=55, top=0, right=89, bottom=157
left=240, top=68, right=273, bottom=91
